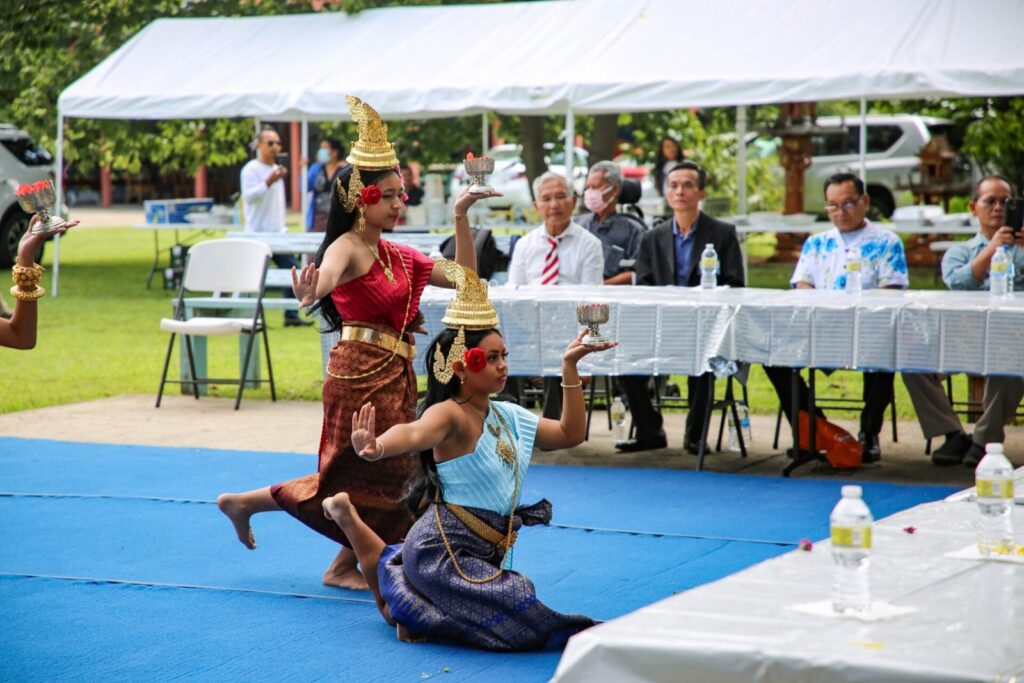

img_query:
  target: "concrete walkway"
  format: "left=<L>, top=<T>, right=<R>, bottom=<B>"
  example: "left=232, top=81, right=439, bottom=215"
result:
left=2, top=394, right=1017, bottom=490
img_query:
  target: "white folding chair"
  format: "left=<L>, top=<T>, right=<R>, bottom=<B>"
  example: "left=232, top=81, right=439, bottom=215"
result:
left=156, top=238, right=276, bottom=410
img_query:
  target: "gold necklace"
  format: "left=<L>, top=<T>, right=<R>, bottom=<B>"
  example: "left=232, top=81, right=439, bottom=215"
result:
left=461, top=399, right=515, bottom=468
left=358, top=235, right=396, bottom=285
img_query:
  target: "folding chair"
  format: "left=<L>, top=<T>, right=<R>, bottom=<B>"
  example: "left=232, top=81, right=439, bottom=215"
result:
left=156, top=238, right=276, bottom=410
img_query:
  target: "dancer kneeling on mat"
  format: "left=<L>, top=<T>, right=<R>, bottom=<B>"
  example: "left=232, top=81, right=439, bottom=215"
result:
left=323, top=261, right=615, bottom=650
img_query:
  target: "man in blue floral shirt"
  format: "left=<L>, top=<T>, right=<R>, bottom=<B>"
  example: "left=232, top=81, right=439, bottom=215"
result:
left=766, top=173, right=908, bottom=462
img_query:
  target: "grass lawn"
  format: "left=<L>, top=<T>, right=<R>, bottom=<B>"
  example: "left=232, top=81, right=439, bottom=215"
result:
left=0, top=227, right=956, bottom=418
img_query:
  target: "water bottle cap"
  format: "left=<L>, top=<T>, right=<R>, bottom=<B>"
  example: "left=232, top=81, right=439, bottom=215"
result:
left=841, top=485, right=862, bottom=498
left=985, top=443, right=1004, bottom=454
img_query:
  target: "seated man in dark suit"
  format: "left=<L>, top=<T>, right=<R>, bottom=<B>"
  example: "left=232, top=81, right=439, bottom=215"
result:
left=616, top=161, right=745, bottom=453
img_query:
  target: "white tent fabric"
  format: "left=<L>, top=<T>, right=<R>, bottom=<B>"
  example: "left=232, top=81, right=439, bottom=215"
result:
left=59, top=0, right=1024, bottom=122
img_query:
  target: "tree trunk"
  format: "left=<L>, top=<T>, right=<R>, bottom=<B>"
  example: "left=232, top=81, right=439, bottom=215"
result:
left=519, top=116, right=547, bottom=201
left=589, top=113, right=619, bottom=164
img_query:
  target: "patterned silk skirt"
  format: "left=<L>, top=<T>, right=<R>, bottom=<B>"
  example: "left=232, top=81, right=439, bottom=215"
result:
left=378, top=500, right=596, bottom=651
left=270, top=334, right=418, bottom=546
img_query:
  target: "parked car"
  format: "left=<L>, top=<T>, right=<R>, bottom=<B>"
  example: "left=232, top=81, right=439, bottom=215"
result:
left=753, top=114, right=970, bottom=218
left=449, top=143, right=589, bottom=211
left=0, top=123, right=57, bottom=267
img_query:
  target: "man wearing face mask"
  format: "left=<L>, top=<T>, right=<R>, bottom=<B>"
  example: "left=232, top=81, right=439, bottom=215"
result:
left=577, top=161, right=646, bottom=285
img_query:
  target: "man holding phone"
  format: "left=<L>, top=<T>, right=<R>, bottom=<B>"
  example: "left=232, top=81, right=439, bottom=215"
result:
left=240, top=128, right=310, bottom=326
left=903, top=175, right=1024, bottom=466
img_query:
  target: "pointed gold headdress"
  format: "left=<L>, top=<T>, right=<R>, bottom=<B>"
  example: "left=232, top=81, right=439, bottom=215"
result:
left=431, top=259, right=501, bottom=384
left=339, top=95, right=401, bottom=212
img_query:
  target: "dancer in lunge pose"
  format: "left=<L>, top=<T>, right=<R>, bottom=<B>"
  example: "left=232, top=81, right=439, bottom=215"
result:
left=217, top=97, right=498, bottom=590
left=322, top=262, right=615, bottom=649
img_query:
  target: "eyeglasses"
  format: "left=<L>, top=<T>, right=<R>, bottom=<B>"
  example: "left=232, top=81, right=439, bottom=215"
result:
left=825, top=199, right=862, bottom=213
left=537, top=194, right=571, bottom=204
left=978, top=197, right=1009, bottom=207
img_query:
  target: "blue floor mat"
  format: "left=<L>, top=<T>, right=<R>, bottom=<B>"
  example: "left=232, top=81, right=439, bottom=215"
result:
left=0, top=437, right=958, bottom=681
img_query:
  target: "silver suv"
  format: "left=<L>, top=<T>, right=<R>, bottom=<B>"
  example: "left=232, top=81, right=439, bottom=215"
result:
left=757, top=114, right=968, bottom=218
left=0, top=123, right=57, bottom=267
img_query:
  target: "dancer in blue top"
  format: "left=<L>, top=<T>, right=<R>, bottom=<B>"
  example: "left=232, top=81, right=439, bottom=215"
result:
left=322, top=260, right=615, bottom=650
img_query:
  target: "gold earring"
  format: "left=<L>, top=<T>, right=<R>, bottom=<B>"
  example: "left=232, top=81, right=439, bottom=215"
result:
left=357, top=209, right=366, bottom=233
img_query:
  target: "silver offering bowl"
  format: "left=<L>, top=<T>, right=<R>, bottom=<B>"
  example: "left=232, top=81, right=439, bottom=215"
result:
left=464, top=156, right=496, bottom=195
left=16, top=180, right=66, bottom=234
left=576, top=303, right=612, bottom=346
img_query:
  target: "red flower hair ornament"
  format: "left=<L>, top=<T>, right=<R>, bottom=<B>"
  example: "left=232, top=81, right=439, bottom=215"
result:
left=463, top=347, right=487, bottom=373
left=360, top=185, right=382, bottom=206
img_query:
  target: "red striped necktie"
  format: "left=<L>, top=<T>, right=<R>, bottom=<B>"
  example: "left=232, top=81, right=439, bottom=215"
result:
left=542, top=236, right=560, bottom=285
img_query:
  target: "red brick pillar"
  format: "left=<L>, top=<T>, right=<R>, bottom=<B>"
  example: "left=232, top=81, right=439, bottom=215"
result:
left=194, top=164, right=208, bottom=198
left=100, top=165, right=113, bottom=207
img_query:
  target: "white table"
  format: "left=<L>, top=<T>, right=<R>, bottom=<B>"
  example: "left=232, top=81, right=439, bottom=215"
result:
left=732, top=218, right=977, bottom=236
left=225, top=230, right=515, bottom=257
left=553, top=497, right=1024, bottom=683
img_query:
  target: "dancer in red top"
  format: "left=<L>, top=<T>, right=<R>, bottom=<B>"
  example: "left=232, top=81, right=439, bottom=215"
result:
left=217, top=97, right=498, bottom=590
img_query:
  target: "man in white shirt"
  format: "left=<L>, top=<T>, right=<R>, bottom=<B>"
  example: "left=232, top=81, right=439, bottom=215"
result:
left=240, top=129, right=309, bottom=326
left=507, top=171, right=604, bottom=417
left=768, top=172, right=908, bottom=462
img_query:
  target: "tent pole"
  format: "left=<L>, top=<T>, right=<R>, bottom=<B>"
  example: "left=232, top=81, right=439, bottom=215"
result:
left=564, top=105, right=575, bottom=188
left=859, top=96, right=867, bottom=185
left=481, top=111, right=488, bottom=155
left=300, top=115, right=309, bottom=230
left=53, top=107, right=64, bottom=297
left=736, top=105, right=748, bottom=216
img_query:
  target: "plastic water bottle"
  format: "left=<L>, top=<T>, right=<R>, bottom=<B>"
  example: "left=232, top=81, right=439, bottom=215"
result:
left=727, top=410, right=740, bottom=451
left=738, top=400, right=752, bottom=445
left=700, top=244, right=718, bottom=289
left=990, top=246, right=1009, bottom=298
left=830, top=485, right=873, bottom=614
left=975, top=443, right=1015, bottom=556
left=845, top=246, right=862, bottom=294
left=610, top=396, right=627, bottom=442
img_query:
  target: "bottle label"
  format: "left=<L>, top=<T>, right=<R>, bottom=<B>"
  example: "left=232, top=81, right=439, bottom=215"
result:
left=701, top=257, right=717, bottom=269
left=831, top=525, right=871, bottom=549
left=977, top=478, right=1014, bottom=499
left=992, top=262, right=1009, bottom=274
left=847, top=261, right=861, bottom=272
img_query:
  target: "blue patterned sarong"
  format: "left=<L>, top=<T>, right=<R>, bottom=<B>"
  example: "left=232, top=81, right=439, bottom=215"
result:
left=377, top=498, right=595, bottom=651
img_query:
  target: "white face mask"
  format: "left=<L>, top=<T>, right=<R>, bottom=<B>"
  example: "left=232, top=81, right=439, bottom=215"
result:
left=316, top=148, right=330, bottom=163
left=583, top=186, right=615, bottom=213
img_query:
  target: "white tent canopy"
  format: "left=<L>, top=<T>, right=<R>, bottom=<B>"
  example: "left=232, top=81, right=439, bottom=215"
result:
left=59, top=0, right=1024, bottom=121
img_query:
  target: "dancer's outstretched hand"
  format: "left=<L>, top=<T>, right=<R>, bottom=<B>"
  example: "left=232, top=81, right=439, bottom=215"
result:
left=563, top=328, right=618, bottom=364
left=291, top=262, right=319, bottom=308
left=351, top=402, right=382, bottom=460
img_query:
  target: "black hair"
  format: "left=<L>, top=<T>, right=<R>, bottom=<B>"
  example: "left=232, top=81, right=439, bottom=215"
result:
left=666, top=160, right=707, bottom=190
left=652, top=135, right=684, bottom=197
left=823, top=172, right=864, bottom=197
left=322, top=137, right=345, bottom=158
left=973, top=174, right=1014, bottom=199
left=309, top=165, right=401, bottom=333
left=401, top=326, right=502, bottom=516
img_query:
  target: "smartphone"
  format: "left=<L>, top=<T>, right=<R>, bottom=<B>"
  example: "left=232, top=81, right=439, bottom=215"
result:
left=275, top=152, right=290, bottom=168
left=1006, top=198, right=1024, bottom=234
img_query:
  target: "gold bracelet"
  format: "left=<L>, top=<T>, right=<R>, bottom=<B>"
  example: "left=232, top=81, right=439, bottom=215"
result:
left=11, top=263, right=44, bottom=290
left=560, top=381, right=583, bottom=389
left=10, top=285, right=44, bottom=301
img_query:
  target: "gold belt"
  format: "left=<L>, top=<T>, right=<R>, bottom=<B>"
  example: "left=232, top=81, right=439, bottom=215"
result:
left=445, top=503, right=517, bottom=551
left=341, top=325, right=415, bottom=360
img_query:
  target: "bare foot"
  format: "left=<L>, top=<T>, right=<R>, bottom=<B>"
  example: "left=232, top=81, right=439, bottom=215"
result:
left=397, top=623, right=429, bottom=643
left=217, top=493, right=256, bottom=549
left=321, top=495, right=369, bottom=591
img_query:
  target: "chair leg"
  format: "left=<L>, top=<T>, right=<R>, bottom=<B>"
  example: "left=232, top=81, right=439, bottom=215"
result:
left=236, top=330, right=259, bottom=410
left=156, top=333, right=177, bottom=408
left=183, top=335, right=200, bottom=400
left=605, top=377, right=613, bottom=431
left=773, top=406, right=783, bottom=449
left=731, top=390, right=748, bottom=458
left=890, top=394, right=898, bottom=443
left=261, top=324, right=276, bottom=402
left=585, top=377, right=595, bottom=441
left=696, top=373, right=716, bottom=471
left=925, top=437, right=932, bottom=455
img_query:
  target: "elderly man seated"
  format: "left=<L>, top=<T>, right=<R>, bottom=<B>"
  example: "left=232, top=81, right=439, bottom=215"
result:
left=576, top=160, right=646, bottom=285
left=763, top=172, right=908, bottom=463
left=507, top=171, right=604, bottom=419
left=904, top=175, right=1024, bottom=467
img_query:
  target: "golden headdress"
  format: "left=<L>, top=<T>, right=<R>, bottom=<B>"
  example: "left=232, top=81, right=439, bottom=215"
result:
left=431, top=259, right=501, bottom=384
left=339, top=95, right=401, bottom=212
